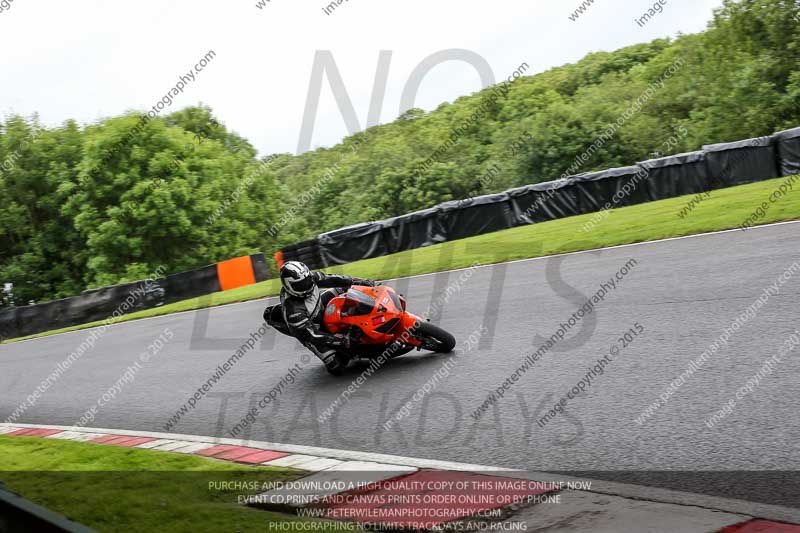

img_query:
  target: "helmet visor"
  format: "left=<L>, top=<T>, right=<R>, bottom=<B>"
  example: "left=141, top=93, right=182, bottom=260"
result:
left=288, top=275, right=314, bottom=295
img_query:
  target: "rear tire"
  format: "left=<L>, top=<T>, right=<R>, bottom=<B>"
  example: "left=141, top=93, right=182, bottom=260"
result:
left=415, top=322, right=456, bottom=353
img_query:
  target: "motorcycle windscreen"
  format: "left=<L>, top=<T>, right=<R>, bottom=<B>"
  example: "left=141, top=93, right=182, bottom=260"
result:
left=340, top=289, right=377, bottom=317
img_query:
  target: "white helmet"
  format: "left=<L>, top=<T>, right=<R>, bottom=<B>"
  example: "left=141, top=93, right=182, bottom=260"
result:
left=280, top=261, right=315, bottom=297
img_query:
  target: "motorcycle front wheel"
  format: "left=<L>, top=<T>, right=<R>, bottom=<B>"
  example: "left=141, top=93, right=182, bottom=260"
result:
left=415, top=322, right=456, bottom=353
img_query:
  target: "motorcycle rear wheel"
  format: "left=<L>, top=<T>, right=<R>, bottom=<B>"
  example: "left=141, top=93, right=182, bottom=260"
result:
left=415, top=322, right=456, bottom=353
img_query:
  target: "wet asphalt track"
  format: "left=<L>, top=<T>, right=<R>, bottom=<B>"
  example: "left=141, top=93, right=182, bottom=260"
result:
left=2, top=222, right=799, bottom=505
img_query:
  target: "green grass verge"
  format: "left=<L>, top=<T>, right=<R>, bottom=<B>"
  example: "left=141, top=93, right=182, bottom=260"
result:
left=5, top=175, right=799, bottom=344
left=0, top=436, right=353, bottom=533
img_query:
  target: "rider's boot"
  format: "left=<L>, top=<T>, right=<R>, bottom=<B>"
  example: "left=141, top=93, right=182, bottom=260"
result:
left=305, top=342, right=346, bottom=376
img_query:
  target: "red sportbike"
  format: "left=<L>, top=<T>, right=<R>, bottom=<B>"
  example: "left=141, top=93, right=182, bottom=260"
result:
left=267, top=284, right=456, bottom=375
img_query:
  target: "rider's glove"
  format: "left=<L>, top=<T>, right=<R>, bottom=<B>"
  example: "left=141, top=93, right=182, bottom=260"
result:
left=352, top=277, right=377, bottom=287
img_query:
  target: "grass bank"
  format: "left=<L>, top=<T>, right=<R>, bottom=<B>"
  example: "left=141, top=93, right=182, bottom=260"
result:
left=0, top=436, right=349, bottom=533
left=5, top=175, right=799, bottom=343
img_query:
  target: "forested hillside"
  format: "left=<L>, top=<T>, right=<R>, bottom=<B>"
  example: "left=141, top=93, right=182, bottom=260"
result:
left=1, top=0, right=798, bottom=306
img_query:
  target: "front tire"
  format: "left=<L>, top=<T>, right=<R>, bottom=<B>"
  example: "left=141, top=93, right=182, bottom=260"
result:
left=415, top=322, right=456, bottom=353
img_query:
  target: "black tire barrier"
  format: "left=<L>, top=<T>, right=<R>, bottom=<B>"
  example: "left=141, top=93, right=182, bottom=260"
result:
left=0, top=307, right=19, bottom=342
left=250, top=252, right=271, bottom=282
left=570, top=165, right=651, bottom=211
left=317, top=222, right=389, bottom=268
left=774, top=127, right=800, bottom=178
left=0, top=253, right=271, bottom=341
left=381, top=206, right=447, bottom=255
left=279, top=127, right=799, bottom=269
left=640, top=150, right=710, bottom=200
left=437, top=193, right=516, bottom=241
left=703, top=135, right=778, bottom=187
left=163, top=264, right=221, bottom=305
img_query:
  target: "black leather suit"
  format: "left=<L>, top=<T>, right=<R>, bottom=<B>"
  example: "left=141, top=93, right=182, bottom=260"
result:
left=266, top=272, right=371, bottom=363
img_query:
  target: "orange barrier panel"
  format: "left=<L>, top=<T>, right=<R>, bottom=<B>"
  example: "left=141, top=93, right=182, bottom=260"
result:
left=216, top=256, right=257, bottom=292
left=274, top=251, right=284, bottom=270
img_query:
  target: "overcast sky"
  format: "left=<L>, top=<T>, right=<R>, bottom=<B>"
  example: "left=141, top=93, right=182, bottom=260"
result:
left=0, top=0, right=722, bottom=157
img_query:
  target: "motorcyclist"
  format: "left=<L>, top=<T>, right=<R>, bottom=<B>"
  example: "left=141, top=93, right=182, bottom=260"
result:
left=265, top=261, right=376, bottom=373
